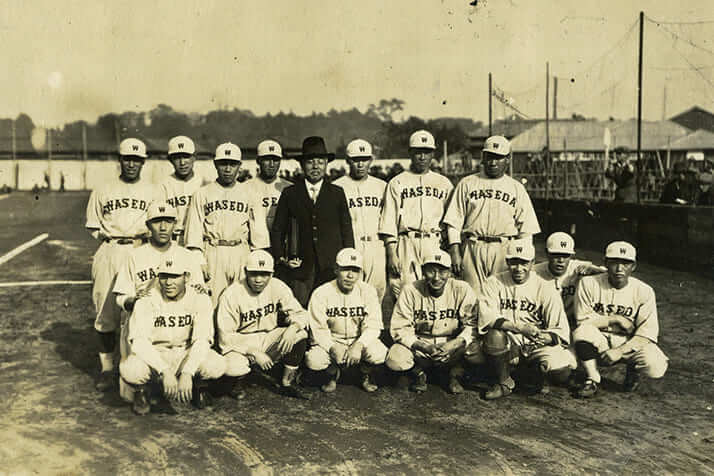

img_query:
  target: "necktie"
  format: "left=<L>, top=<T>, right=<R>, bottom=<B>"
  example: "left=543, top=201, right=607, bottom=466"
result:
left=310, top=186, right=318, bottom=203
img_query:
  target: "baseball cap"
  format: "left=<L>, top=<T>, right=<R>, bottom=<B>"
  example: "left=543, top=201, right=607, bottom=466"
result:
left=157, top=255, right=190, bottom=276
left=605, top=241, right=636, bottom=262
left=346, top=139, right=373, bottom=158
left=214, top=142, right=241, bottom=161
left=505, top=239, right=535, bottom=261
left=146, top=201, right=177, bottom=222
left=409, top=130, right=436, bottom=150
left=168, top=136, right=195, bottom=155
left=546, top=232, right=575, bottom=254
left=335, top=248, right=363, bottom=269
left=119, top=138, right=148, bottom=158
left=422, top=249, right=452, bottom=269
left=257, top=140, right=283, bottom=159
left=483, top=136, right=511, bottom=156
left=245, top=250, right=275, bottom=273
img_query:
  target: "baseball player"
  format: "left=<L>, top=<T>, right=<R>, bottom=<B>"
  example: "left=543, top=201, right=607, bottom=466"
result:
left=160, top=136, right=203, bottom=246
left=572, top=241, right=668, bottom=398
left=245, top=140, right=291, bottom=232
left=385, top=249, right=477, bottom=394
left=333, top=139, right=388, bottom=301
left=378, top=130, right=454, bottom=299
left=86, top=138, right=155, bottom=392
left=305, top=248, right=387, bottom=393
left=533, top=232, right=606, bottom=326
left=468, top=239, right=576, bottom=400
left=216, top=250, right=310, bottom=399
left=442, top=135, right=540, bottom=293
left=120, top=255, right=225, bottom=415
left=184, top=143, right=269, bottom=306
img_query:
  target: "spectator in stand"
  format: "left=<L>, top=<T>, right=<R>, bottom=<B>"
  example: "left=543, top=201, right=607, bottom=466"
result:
left=660, top=161, right=691, bottom=205
left=606, top=147, right=636, bottom=202
left=697, top=172, right=714, bottom=206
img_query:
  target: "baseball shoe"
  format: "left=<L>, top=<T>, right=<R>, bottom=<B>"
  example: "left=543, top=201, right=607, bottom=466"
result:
left=192, top=387, right=212, bottom=409
left=623, top=365, right=641, bottom=393
left=95, top=370, right=115, bottom=392
left=132, top=387, right=151, bottom=416
left=576, top=378, right=599, bottom=398
left=447, top=377, right=465, bottom=395
left=321, top=367, right=340, bottom=393
left=229, top=379, right=246, bottom=400
left=279, top=382, right=311, bottom=400
left=361, top=372, right=379, bottom=393
left=409, top=369, right=428, bottom=393
left=484, top=381, right=514, bottom=400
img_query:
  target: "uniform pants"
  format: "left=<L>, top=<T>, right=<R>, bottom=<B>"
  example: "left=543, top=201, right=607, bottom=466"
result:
left=572, top=323, right=668, bottom=379
left=305, top=340, right=388, bottom=371
left=223, top=327, right=309, bottom=377
left=464, top=332, right=577, bottom=372
left=389, top=234, right=442, bottom=299
left=385, top=337, right=465, bottom=372
left=357, top=239, right=387, bottom=302
left=205, top=242, right=250, bottom=307
left=92, top=241, right=142, bottom=332
left=120, top=348, right=226, bottom=385
left=461, top=239, right=508, bottom=295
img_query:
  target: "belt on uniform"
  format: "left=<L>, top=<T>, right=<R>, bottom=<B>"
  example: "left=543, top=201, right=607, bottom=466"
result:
left=104, top=236, right=145, bottom=245
left=359, top=235, right=379, bottom=242
left=398, top=230, right=441, bottom=239
left=416, top=335, right=450, bottom=344
left=204, top=238, right=244, bottom=247
left=465, top=234, right=516, bottom=243
left=155, top=342, right=188, bottom=350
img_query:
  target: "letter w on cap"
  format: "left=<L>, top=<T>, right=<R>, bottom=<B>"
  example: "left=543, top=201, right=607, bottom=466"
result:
left=258, top=260, right=265, bottom=266
left=421, top=137, right=427, bottom=143
left=132, top=145, right=139, bottom=151
left=158, top=206, right=166, bottom=213
left=516, top=247, right=523, bottom=252
left=178, top=143, right=184, bottom=149
left=560, top=241, right=568, bottom=248
left=435, top=255, right=441, bottom=261
left=166, top=260, right=173, bottom=267
left=268, top=146, right=275, bottom=151
left=620, top=248, right=627, bottom=254
left=359, top=146, right=365, bottom=152
left=225, top=149, right=231, bottom=155
left=350, top=255, right=357, bottom=261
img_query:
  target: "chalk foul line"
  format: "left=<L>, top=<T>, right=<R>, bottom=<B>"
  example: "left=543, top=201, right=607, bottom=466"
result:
left=0, top=280, right=92, bottom=288
left=0, top=233, right=50, bottom=266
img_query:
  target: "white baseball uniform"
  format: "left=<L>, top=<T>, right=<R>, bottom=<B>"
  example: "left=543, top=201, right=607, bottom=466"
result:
left=184, top=180, right=270, bottom=306
left=244, top=176, right=292, bottom=231
left=305, top=280, right=387, bottom=371
left=86, top=177, right=155, bottom=333
left=161, top=173, right=204, bottom=245
left=572, top=274, right=668, bottom=378
left=442, top=172, right=540, bottom=292
left=378, top=170, right=453, bottom=298
left=216, top=277, right=308, bottom=377
left=334, top=175, right=388, bottom=301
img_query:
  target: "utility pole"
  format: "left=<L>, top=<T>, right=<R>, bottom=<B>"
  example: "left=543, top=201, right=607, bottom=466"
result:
left=636, top=11, right=644, bottom=205
left=82, top=121, right=88, bottom=190
left=11, top=119, right=18, bottom=190
left=488, top=72, right=493, bottom=136
left=553, top=76, right=558, bottom=120
left=545, top=62, right=551, bottom=199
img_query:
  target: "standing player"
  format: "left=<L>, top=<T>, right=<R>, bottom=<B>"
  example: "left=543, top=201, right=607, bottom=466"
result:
left=216, top=250, right=310, bottom=399
left=160, top=136, right=203, bottom=246
left=572, top=241, right=668, bottom=398
left=379, top=130, right=454, bottom=299
left=469, top=239, right=576, bottom=400
left=184, top=143, right=269, bottom=306
left=443, top=135, right=540, bottom=293
left=86, top=138, right=155, bottom=392
left=245, top=140, right=292, bottom=233
left=533, top=232, right=606, bottom=325
left=305, top=248, right=387, bottom=393
left=333, top=139, right=388, bottom=301
left=120, top=256, right=225, bottom=415
left=385, top=250, right=477, bottom=394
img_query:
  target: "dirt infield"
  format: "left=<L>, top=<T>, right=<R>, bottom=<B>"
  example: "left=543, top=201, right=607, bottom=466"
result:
left=1, top=191, right=712, bottom=475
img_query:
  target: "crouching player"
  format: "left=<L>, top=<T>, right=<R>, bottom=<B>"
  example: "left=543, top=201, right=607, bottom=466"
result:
left=468, top=239, right=576, bottom=399
left=572, top=241, right=668, bottom=398
left=305, top=248, right=387, bottom=393
left=120, top=255, right=225, bottom=415
left=216, top=250, right=310, bottom=399
left=386, top=250, right=477, bottom=394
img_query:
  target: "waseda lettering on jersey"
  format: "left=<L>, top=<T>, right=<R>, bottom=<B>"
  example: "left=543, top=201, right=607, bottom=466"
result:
left=414, top=309, right=457, bottom=321
left=593, top=302, right=634, bottom=317
left=325, top=306, right=367, bottom=318
left=468, top=189, right=517, bottom=207
left=153, top=314, right=193, bottom=327
left=204, top=200, right=249, bottom=214
left=561, top=285, right=576, bottom=298
left=136, top=267, right=157, bottom=282
left=499, top=298, right=544, bottom=319
left=239, top=303, right=280, bottom=325
left=261, top=197, right=280, bottom=208
left=399, top=186, right=447, bottom=201
left=347, top=196, right=382, bottom=209
left=167, top=195, right=191, bottom=207
left=102, top=198, right=149, bottom=215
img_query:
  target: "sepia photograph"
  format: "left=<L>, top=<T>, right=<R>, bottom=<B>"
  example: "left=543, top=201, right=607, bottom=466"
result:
left=1, top=0, right=712, bottom=474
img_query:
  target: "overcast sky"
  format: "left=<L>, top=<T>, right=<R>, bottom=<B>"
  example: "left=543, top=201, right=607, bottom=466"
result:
left=1, top=0, right=713, bottom=126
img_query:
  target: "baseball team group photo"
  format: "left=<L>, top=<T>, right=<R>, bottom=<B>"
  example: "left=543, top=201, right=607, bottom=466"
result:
left=2, top=1, right=713, bottom=475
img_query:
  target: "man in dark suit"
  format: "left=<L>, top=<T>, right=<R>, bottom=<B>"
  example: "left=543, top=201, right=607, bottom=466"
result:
left=272, top=136, right=355, bottom=306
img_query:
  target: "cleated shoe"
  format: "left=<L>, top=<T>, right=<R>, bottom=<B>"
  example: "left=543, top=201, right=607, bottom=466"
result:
left=623, top=365, right=641, bottom=393
left=132, top=387, right=151, bottom=416
left=484, top=382, right=513, bottom=400
left=410, top=370, right=428, bottom=393
left=95, top=370, right=115, bottom=392
left=576, top=378, right=599, bottom=398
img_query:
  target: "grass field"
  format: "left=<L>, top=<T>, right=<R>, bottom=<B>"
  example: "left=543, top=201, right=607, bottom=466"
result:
left=1, top=191, right=712, bottom=475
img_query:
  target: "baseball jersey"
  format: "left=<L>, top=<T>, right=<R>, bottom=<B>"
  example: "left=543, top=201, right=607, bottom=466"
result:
left=333, top=175, right=387, bottom=240
left=216, top=277, right=308, bottom=351
left=379, top=170, right=453, bottom=239
left=478, top=271, right=570, bottom=345
left=161, top=173, right=204, bottom=233
left=184, top=181, right=269, bottom=251
left=533, top=260, right=606, bottom=325
left=113, top=243, right=208, bottom=305
left=85, top=177, right=155, bottom=238
left=308, top=280, right=382, bottom=352
left=574, top=273, right=659, bottom=343
left=245, top=176, right=291, bottom=230
left=390, top=278, right=477, bottom=348
left=442, top=172, right=540, bottom=244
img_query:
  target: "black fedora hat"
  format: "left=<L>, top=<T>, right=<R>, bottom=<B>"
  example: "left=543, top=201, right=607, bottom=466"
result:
left=299, top=136, right=334, bottom=161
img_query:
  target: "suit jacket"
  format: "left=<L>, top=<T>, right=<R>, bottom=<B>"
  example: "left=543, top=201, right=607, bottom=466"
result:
left=272, top=179, right=355, bottom=283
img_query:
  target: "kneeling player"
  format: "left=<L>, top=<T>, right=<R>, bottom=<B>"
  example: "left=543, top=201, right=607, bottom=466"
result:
left=120, top=256, right=225, bottom=415
left=216, top=250, right=310, bottom=399
left=469, top=239, right=576, bottom=400
left=385, top=250, right=477, bottom=394
left=306, top=248, right=387, bottom=393
left=572, top=241, right=668, bottom=398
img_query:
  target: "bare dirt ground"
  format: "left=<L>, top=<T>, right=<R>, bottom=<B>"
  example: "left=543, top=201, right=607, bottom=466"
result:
left=0, top=191, right=712, bottom=475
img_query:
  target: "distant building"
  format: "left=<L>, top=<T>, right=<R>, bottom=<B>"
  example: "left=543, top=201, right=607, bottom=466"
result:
left=670, top=106, right=714, bottom=134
